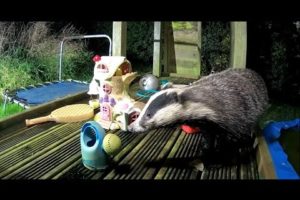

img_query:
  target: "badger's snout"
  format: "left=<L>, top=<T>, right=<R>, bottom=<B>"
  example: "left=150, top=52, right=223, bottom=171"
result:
left=127, top=120, right=147, bottom=133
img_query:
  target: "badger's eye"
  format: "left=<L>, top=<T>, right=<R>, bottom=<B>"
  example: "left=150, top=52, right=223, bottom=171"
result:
left=146, top=113, right=151, bottom=118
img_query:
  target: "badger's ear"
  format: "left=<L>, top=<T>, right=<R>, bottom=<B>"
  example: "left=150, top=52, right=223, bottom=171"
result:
left=167, top=91, right=181, bottom=104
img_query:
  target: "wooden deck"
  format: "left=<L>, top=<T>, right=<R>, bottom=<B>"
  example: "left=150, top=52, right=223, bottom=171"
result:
left=0, top=91, right=259, bottom=180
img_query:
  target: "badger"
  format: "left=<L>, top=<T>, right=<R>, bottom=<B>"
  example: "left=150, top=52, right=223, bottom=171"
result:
left=128, top=68, right=269, bottom=164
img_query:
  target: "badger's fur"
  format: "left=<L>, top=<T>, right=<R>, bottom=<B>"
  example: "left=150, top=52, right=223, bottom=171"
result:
left=128, top=68, right=269, bottom=163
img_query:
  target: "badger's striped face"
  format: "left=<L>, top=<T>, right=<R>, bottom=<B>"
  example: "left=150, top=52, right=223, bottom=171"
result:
left=128, top=89, right=182, bottom=133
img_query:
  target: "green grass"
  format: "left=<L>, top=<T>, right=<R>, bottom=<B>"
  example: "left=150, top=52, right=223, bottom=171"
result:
left=0, top=101, right=24, bottom=120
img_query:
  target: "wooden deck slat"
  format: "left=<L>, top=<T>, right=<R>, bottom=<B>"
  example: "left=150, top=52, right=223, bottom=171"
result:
left=213, top=168, right=219, bottom=179
left=0, top=126, right=31, bottom=141
left=200, top=168, right=209, bottom=179
left=134, top=128, right=176, bottom=179
left=174, top=134, right=193, bottom=180
left=222, top=167, right=227, bottom=179
left=52, top=158, right=82, bottom=179
left=0, top=124, right=77, bottom=168
left=128, top=129, right=169, bottom=179
left=182, top=133, right=202, bottom=179
left=40, top=152, right=81, bottom=179
left=61, top=130, right=145, bottom=180
left=163, top=134, right=188, bottom=179
left=230, top=165, right=238, bottom=179
left=132, top=128, right=174, bottom=179
left=8, top=136, right=80, bottom=179
left=0, top=91, right=261, bottom=180
left=1, top=128, right=80, bottom=178
left=143, top=127, right=181, bottom=179
left=217, top=167, right=223, bottom=179
left=0, top=123, right=57, bottom=153
left=239, top=163, right=247, bottom=179
left=208, top=168, right=214, bottom=179
left=214, top=167, right=220, bottom=179
left=0, top=123, right=60, bottom=153
left=104, top=129, right=160, bottom=180
left=0, top=123, right=66, bottom=158
left=121, top=128, right=172, bottom=180
left=155, top=131, right=186, bottom=179
left=247, top=160, right=252, bottom=179
left=59, top=162, right=88, bottom=179
left=185, top=134, right=203, bottom=180
left=249, top=153, right=258, bottom=179
left=170, top=132, right=200, bottom=180
left=176, top=134, right=196, bottom=180
left=225, top=166, right=230, bottom=179
left=0, top=123, right=83, bottom=177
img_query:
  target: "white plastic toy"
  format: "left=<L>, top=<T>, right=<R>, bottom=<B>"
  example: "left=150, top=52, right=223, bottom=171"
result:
left=88, top=55, right=145, bottom=131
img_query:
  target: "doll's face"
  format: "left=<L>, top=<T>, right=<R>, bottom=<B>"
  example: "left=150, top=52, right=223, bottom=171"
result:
left=102, top=83, right=112, bottom=94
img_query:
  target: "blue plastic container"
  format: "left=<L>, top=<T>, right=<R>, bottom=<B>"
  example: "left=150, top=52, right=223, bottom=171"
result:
left=263, top=119, right=300, bottom=179
left=80, top=121, right=109, bottom=170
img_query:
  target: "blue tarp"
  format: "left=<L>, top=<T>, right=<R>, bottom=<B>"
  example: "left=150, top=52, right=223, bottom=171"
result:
left=263, top=119, right=300, bottom=179
left=16, top=81, right=88, bottom=105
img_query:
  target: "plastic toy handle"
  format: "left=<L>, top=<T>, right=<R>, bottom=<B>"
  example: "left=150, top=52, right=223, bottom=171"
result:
left=136, top=89, right=158, bottom=98
left=25, top=116, right=53, bottom=126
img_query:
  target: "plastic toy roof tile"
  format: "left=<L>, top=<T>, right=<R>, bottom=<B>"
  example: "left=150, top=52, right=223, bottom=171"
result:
left=93, top=56, right=132, bottom=81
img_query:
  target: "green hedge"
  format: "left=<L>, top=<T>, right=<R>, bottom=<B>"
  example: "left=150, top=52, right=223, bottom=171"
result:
left=201, top=22, right=231, bottom=76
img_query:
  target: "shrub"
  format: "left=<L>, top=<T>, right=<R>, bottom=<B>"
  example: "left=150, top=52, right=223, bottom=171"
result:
left=0, top=22, right=92, bottom=95
left=0, top=56, right=33, bottom=94
left=127, top=21, right=154, bottom=72
left=201, top=22, right=230, bottom=76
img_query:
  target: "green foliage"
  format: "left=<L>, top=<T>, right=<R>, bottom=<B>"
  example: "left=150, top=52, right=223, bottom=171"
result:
left=127, top=22, right=154, bottom=72
left=256, top=22, right=300, bottom=103
left=0, top=101, right=24, bottom=119
left=86, top=21, right=154, bottom=73
left=85, top=21, right=112, bottom=56
left=268, top=38, right=288, bottom=92
left=201, top=22, right=230, bottom=76
left=61, top=46, right=94, bottom=81
left=0, top=22, right=92, bottom=95
left=0, top=55, right=34, bottom=94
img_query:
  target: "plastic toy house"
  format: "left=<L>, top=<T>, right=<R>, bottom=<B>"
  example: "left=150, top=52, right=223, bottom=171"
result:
left=88, top=55, right=145, bottom=130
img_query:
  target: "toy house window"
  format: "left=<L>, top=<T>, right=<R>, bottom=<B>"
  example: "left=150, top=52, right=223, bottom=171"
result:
left=97, top=64, right=109, bottom=73
left=121, top=63, right=130, bottom=75
left=129, top=111, right=139, bottom=124
left=102, top=84, right=112, bottom=94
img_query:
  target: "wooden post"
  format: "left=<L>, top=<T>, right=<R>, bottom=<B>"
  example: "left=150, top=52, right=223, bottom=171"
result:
left=163, top=22, right=176, bottom=75
left=229, top=22, right=247, bottom=68
left=197, top=22, right=202, bottom=76
left=169, top=21, right=201, bottom=79
left=153, top=22, right=176, bottom=77
left=153, top=22, right=163, bottom=77
left=256, top=135, right=277, bottom=179
left=113, top=22, right=127, bottom=56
